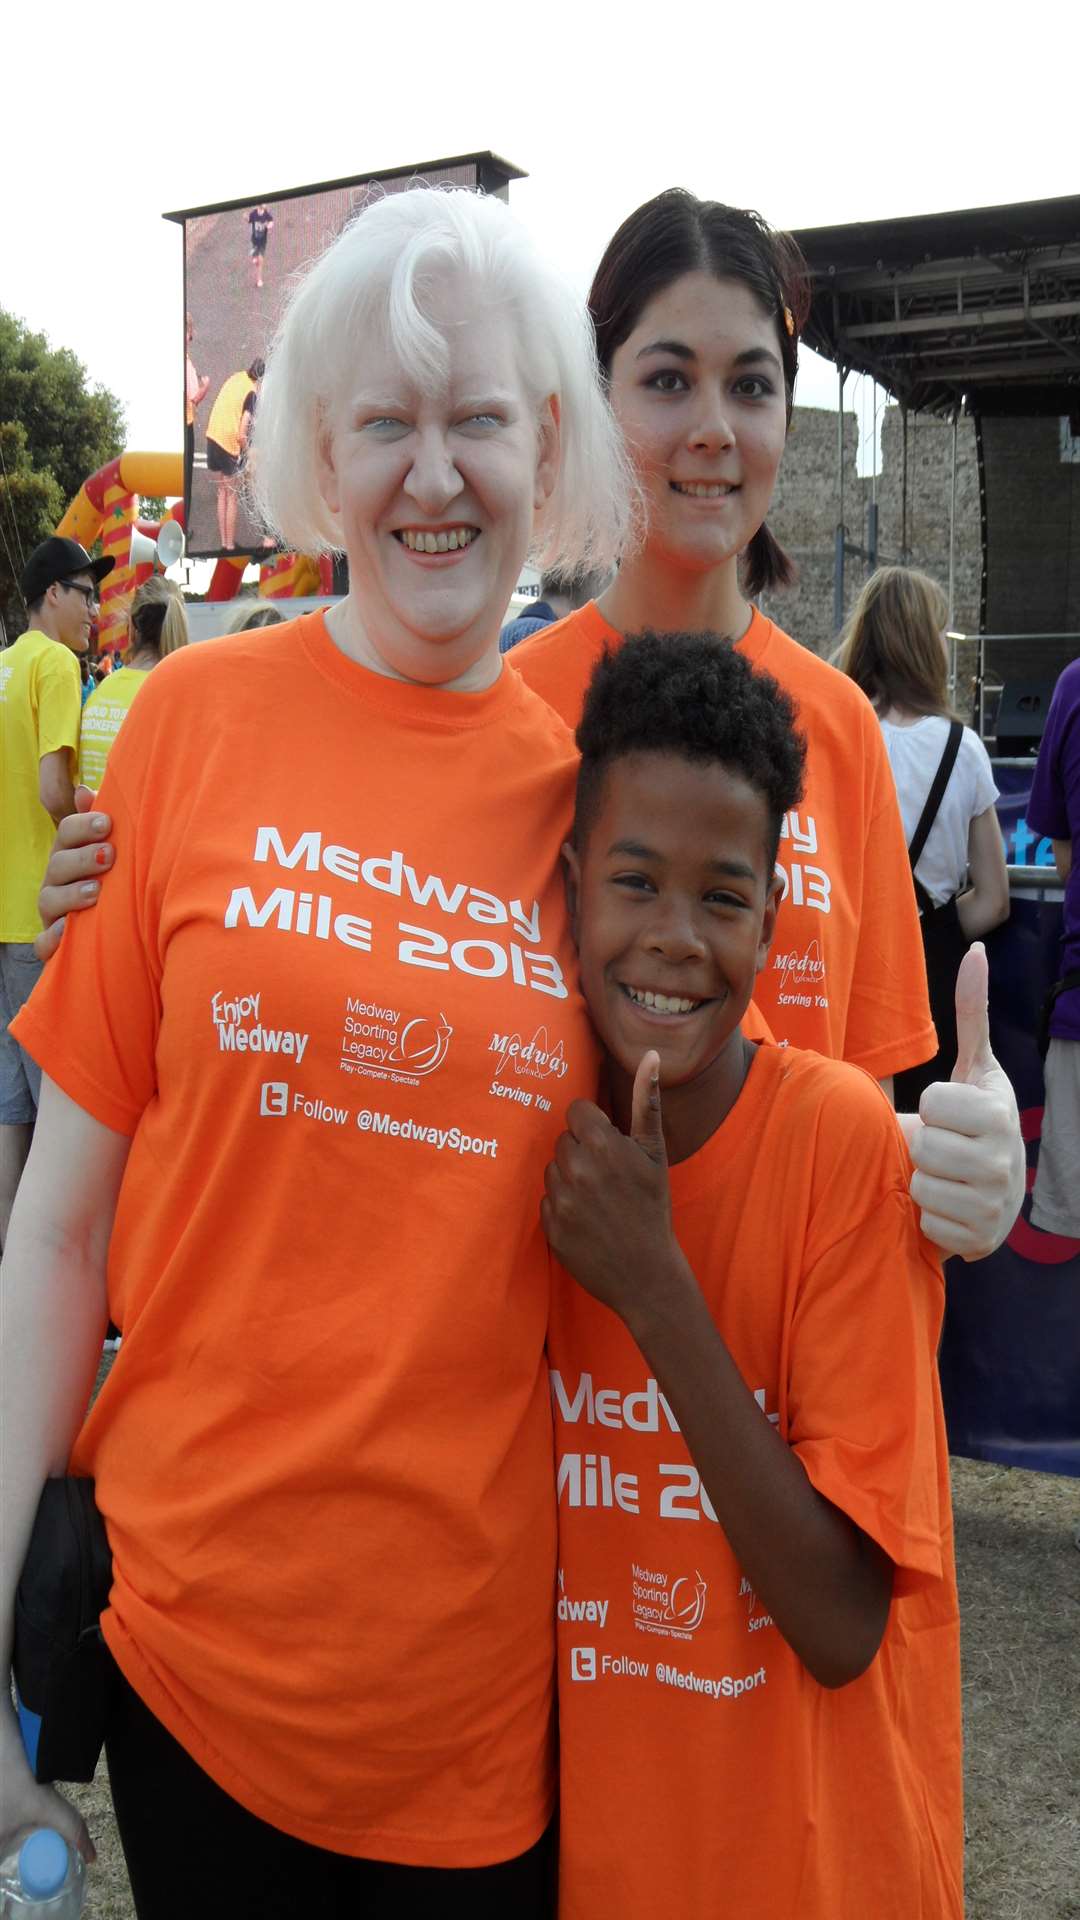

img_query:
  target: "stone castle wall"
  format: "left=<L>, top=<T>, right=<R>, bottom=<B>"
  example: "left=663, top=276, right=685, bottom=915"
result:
left=757, top=405, right=981, bottom=673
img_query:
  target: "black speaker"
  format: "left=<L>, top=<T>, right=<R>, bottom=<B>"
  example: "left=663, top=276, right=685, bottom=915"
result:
left=995, top=679, right=1057, bottom=753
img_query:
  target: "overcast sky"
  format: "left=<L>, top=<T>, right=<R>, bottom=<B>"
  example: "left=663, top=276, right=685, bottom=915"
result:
left=3, top=0, right=1073, bottom=481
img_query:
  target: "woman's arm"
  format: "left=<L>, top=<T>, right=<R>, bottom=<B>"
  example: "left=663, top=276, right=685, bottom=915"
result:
left=956, top=805, right=1010, bottom=940
left=32, top=791, right=112, bottom=962
left=899, top=944, right=1024, bottom=1259
left=1053, top=838, right=1072, bottom=886
left=0, top=1078, right=131, bottom=1858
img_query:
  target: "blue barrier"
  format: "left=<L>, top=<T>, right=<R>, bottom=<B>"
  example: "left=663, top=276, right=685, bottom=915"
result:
left=938, top=764, right=1080, bottom=1478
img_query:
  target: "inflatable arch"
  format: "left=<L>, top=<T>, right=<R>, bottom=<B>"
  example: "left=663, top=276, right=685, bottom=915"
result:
left=57, top=452, right=329, bottom=650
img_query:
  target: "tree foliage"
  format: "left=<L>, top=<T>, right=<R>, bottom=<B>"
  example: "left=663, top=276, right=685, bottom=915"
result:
left=0, top=309, right=125, bottom=634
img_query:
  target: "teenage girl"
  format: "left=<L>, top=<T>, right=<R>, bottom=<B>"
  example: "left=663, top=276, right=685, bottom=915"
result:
left=510, top=188, right=1022, bottom=1254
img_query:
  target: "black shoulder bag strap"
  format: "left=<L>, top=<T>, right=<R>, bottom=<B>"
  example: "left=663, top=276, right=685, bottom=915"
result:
left=1037, top=968, right=1080, bottom=1059
left=906, top=719, right=964, bottom=917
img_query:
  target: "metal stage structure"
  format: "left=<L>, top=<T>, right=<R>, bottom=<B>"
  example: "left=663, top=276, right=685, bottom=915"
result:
left=791, top=193, right=1080, bottom=689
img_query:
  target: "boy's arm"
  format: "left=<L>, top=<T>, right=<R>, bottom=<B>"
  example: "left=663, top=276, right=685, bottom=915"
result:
left=617, top=1241, right=893, bottom=1689
left=543, top=1056, right=895, bottom=1691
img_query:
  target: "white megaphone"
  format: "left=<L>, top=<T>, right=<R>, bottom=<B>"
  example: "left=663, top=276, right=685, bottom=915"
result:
left=129, top=520, right=186, bottom=570
left=156, top=518, right=185, bottom=568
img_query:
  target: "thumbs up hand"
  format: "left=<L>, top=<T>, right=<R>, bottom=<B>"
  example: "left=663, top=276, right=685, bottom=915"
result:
left=628, top=1047, right=669, bottom=1170
left=542, top=1051, right=677, bottom=1315
left=900, top=944, right=1025, bottom=1260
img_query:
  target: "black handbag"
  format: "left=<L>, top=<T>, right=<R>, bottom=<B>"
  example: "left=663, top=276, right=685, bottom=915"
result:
left=12, top=1476, right=115, bottom=1783
left=894, top=722, right=968, bottom=1109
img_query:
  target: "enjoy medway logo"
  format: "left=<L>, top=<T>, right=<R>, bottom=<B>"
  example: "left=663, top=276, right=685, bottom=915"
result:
left=557, top=1567, right=609, bottom=1629
left=211, top=989, right=309, bottom=1064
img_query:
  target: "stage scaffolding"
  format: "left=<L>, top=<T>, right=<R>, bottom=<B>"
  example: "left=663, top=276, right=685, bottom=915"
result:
left=791, top=193, right=1080, bottom=718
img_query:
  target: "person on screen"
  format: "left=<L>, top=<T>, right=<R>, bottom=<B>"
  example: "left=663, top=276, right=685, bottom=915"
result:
left=248, top=204, right=274, bottom=290
left=205, top=359, right=265, bottom=551
left=184, top=315, right=210, bottom=512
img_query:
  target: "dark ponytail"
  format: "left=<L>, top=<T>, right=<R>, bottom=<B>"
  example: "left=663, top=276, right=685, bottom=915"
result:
left=742, top=523, right=798, bottom=597
left=589, top=189, right=811, bottom=595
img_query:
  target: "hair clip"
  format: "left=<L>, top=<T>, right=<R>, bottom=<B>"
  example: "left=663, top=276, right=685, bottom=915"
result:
left=782, top=304, right=796, bottom=339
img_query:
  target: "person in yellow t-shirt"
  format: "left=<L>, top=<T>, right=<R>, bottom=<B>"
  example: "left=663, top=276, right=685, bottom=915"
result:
left=0, top=537, right=112, bottom=1242
left=205, top=359, right=265, bottom=551
left=79, top=579, right=189, bottom=791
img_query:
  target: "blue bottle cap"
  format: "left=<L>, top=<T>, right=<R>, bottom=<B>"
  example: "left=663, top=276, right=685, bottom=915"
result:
left=19, top=1827, right=68, bottom=1899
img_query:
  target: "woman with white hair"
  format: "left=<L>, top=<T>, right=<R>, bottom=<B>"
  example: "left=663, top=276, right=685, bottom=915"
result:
left=0, top=187, right=629, bottom=1917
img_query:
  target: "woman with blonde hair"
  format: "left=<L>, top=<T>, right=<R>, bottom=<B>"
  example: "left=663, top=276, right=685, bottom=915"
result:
left=839, top=564, right=1009, bottom=1105
left=78, top=577, right=188, bottom=791
left=225, top=601, right=285, bottom=633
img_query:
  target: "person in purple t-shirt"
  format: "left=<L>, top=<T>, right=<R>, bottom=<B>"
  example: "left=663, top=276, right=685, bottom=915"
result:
left=1028, top=659, right=1080, bottom=1236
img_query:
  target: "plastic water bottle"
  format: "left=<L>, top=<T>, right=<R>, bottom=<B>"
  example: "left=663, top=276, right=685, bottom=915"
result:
left=0, top=1829, right=84, bottom=1916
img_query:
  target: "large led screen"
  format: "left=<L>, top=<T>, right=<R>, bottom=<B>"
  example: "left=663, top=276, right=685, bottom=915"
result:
left=171, top=154, right=521, bottom=559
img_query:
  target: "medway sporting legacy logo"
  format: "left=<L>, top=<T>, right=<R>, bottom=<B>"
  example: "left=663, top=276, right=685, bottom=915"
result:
left=340, top=1000, right=452, bottom=1086
left=632, top=1562, right=708, bottom=1639
left=389, top=1014, right=453, bottom=1076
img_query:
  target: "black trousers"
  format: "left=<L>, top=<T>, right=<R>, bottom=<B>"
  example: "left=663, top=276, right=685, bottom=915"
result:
left=105, top=1666, right=556, bottom=1919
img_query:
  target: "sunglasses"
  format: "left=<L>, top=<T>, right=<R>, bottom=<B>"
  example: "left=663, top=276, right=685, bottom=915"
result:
left=60, top=580, right=100, bottom=611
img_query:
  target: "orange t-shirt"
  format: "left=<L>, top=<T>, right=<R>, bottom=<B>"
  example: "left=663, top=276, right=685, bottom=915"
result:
left=548, top=1044, right=962, bottom=1919
left=511, top=603, right=936, bottom=1078
left=14, top=611, right=600, bottom=1866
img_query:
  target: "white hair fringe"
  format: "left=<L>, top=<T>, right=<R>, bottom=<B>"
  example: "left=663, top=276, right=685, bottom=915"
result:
left=251, top=185, right=638, bottom=575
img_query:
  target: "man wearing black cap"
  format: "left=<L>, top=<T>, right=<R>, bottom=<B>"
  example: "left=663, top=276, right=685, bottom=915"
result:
left=0, top=537, right=113, bottom=1242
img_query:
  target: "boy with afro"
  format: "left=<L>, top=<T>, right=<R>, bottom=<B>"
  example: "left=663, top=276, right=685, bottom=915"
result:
left=544, top=632, right=963, bottom=1919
